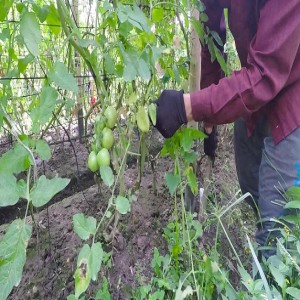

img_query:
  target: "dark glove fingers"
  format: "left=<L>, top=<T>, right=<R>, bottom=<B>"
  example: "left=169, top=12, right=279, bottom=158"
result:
left=204, top=126, right=218, bottom=157
left=154, top=90, right=185, bottom=138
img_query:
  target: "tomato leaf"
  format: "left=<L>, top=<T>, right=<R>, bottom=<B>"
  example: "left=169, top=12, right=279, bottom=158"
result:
left=90, top=242, right=103, bottom=281
left=95, top=277, right=111, bottom=300
left=20, top=12, right=42, bottom=57
left=100, top=166, right=114, bottom=188
left=186, top=167, right=198, bottom=195
left=0, top=173, right=19, bottom=207
left=31, top=175, right=70, bottom=207
left=35, top=139, right=51, bottom=160
left=286, top=186, right=300, bottom=202
left=115, top=196, right=130, bottom=214
left=18, top=54, right=35, bottom=74
left=285, top=201, right=300, bottom=210
left=152, top=7, right=164, bottom=23
left=30, top=86, right=58, bottom=133
left=0, top=143, right=31, bottom=175
left=138, top=58, right=151, bottom=81
left=286, top=287, right=300, bottom=300
left=0, top=219, right=32, bottom=300
left=75, top=244, right=91, bottom=298
left=46, top=3, right=61, bottom=36
left=148, top=103, right=157, bottom=126
left=165, top=173, right=181, bottom=196
left=48, top=62, right=78, bottom=93
left=0, top=0, right=13, bottom=22
left=73, top=213, right=97, bottom=240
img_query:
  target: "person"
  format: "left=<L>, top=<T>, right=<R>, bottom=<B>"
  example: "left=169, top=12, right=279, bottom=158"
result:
left=154, top=0, right=300, bottom=258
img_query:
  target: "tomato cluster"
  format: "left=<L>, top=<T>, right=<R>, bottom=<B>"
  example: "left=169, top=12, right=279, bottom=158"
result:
left=88, top=106, right=118, bottom=172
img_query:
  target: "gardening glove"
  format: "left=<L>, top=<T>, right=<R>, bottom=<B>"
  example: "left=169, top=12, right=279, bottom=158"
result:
left=204, top=125, right=217, bottom=159
left=155, top=90, right=187, bottom=138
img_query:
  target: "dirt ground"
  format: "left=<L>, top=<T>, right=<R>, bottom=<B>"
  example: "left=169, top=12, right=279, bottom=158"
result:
left=0, top=127, right=256, bottom=300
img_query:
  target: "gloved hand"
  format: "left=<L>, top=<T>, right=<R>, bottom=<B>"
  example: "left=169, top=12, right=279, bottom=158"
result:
left=155, top=90, right=187, bottom=138
left=204, top=126, right=217, bottom=159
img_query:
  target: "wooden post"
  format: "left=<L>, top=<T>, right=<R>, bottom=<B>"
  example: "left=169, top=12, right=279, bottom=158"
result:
left=184, top=8, right=201, bottom=212
left=72, top=0, right=84, bottom=143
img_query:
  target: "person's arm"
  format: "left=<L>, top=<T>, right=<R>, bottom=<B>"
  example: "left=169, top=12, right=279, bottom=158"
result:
left=189, top=0, right=300, bottom=124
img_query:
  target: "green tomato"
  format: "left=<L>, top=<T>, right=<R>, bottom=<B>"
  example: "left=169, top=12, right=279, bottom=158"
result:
left=97, top=148, right=110, bottom=166
left=95, top=117, right=106, bottom=135
left=102, top=127, right=114, bottom=149
left=87, top=151, right=98, bottom=172
left=104, top=106, right=117, bottom=129
left=136, top=106, right=150, bottom=133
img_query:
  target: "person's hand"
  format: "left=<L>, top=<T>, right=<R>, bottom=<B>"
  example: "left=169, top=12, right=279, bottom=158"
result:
left=155, top=90, right=187, bottom=138
left=204, top=125, right=217, bottom=159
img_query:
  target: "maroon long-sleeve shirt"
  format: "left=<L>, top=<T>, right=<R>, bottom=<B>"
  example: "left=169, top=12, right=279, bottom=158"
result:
left=190, top=0, right=300, bottom=144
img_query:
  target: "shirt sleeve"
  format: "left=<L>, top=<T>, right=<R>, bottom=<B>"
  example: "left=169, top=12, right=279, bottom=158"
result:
left=191, top=0, right=300, bottom=124
left=200, top=0, right=226, bottom=89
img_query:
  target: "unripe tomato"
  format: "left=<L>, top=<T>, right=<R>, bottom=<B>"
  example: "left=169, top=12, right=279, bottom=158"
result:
left=136, top=106, right=150, bottom=133
left=87, top=151, right=98, bottom=172
left=95, top=117, right=106, bottom=135
left=97, top=148, right=110, bottom=166
left=104, top=106, right=117, bottom=129
left=102, top=127, right=114, bottom=149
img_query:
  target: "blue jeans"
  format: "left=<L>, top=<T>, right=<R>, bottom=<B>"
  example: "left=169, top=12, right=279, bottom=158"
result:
left=234, top=118, right=300, bottom=257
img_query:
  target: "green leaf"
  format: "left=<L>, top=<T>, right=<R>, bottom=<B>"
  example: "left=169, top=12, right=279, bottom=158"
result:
left=286, top=186, right=300, bottom=201
left=165, top=173, right=180, bottom=196
left=285, top=201, right=300, bottom=209
left=18, top=54, right=35, bottom=73
left=211, top=30, right=223, bottom=47
left=0, top=173, right=19, bottom=207
left=0, top=0, right=13, bottom=22
left=46, top=3, right=61, bottom=36
left=20, top=12, right=42, bottom=57
left=90, top=242, right=103, bottom=281
left=126, top=92, right=137, bottom=106
left=73, top=213, right=97, bottom=240
left=123, top=63, right=137, bottom=82
left=35, top=139, right=51, bottom=160
left=180, top=131, right=193, bottom=152
left=17, top=179, right=28, bottom=200
left=200, top=12, right=209, bottom=22
left=104, top=54, right=116, bottom=75
left=269, top=265, right=285, bottom=288
left=138, top=58, right=151, bottom=81
left=48, top=62, right=78, bottom=93
left=96, top=277, right=111, bottom=300
left=0, top=143, right=31, bottom=174
left=152, top=7, right=164, bottom=23
left=30, top=86, right=58, bottom=132
left=191, top=17, right=204, bottom=43
left=33, top=4, right=50, bottom=23
left=183, top=152, right=197, bottom=164
left=214, top=44, right=227, bottom=74
left=186, top=167, right=198, bottom=195
left=75, top=244, right=91, bottom=298
left=131, top=4, right=150, bottom=32
left=0, top=219, right=32, bottom=300
left=100, top=166, right=114, bottom=188
left=286, top=287, right=300, bottom=300
left=148, top=103, right=157, bottom=126
left=115, top=196, right=130, bottom=214
left=31, top=175, right=70, bottom=207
